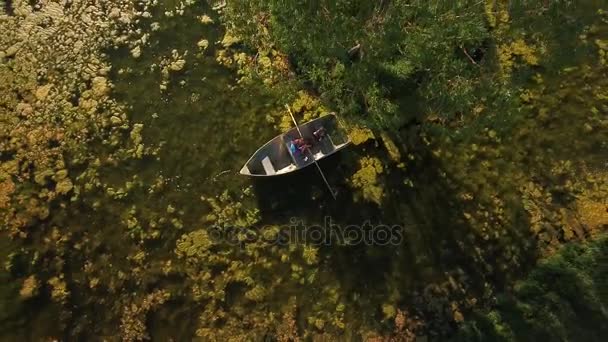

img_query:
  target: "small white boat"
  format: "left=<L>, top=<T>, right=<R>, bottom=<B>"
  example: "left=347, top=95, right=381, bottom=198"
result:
left=240, top=113, right=351, bottom=177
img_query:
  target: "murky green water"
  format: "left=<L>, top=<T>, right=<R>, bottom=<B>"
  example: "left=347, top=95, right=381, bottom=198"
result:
left=62, top=1, right=608, bottom=337
left=1, top=1, right=606, bottom=340
left=100, top=2, right=427, bottom=336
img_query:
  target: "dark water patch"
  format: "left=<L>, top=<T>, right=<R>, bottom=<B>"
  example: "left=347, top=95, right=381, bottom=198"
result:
left=509, top=0, right=602, bottom=73
left=246, top=128, right=535, bottom=325
left=251, top=152, right=359, bottom=220
left=147, top=299, right=199, bottom=341
left=0, top=149, right=15, bottom=162
left=68, top=87, right=81, bottom=107
left=107, top=40, right=292, bottom=250
left=0, top=237, right=62, bottom=339
left=1, top=0, right=13, bottom=16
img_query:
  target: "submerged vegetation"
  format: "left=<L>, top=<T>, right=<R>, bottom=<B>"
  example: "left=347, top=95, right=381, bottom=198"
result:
left=457, top=236, right=608, bottom=341
left=0, top=0, right=607, bottom=340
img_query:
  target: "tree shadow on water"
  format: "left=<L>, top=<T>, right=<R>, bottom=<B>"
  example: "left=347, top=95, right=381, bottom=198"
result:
left=249, top=152, right=382, bottom=224
left=379, top=131, right=542, bottom=334
left=248, top=132, right=542, bottom=335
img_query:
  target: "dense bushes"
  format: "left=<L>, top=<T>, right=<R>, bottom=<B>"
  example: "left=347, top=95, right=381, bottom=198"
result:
left=457, top=236, right=608, bottom=341
left=223, top=0, right=490, bottom=130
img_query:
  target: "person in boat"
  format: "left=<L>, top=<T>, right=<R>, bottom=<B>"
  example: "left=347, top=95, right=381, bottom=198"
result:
left=294, top=138, right=312, bottom=152
left=290, top=138, right=312, bottom=161
left=313, top=126, right=327, bottom=141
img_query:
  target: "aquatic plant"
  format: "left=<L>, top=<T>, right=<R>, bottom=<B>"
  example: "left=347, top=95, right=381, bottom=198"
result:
left=380, top=132, right=402, bottom=163
left=264, top=90, right=330, bottom=132
left=48, top=276, right=69, bottom=303
left=174, top=189, right=355, bottom=339
left=198, top=14, right=214, bottom=25
left=18, top=275, right=39, bottom=299
left=0, top=0, right=157, bottom=239
left=215, top=24, right=294, bottom=90
left=349, top=156, right=385, bottom=205
left=457, top=236, right=608, bottom=341
left=348, top=125, right=375, bottom=146
left=498, top=39, right=540, bottom=80
left=1, top=0, right=607, bottom=340
left=120, top=290, right=171, bottom=342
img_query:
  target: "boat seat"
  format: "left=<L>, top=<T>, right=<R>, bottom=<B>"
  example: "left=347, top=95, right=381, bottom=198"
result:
left=327, top=134, right=336, bottom=148
left=261, top=156, right=276, bottom=175
left=319, top=134, right=337, bottom=154
left=277, top=164, right=297, bottom=174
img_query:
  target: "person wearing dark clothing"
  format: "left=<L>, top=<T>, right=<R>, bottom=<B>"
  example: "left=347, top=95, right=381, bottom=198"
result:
left=313, top=126, right=327, bottom=141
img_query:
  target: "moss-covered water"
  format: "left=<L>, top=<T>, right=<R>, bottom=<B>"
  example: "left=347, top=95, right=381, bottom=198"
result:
left=104, top=1, right=414, bottom=330
left=1, top=0, right=607, bottom=340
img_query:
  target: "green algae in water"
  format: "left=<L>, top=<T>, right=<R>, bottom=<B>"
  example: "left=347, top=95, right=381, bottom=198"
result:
left=1, top=0, right=608, bottom=340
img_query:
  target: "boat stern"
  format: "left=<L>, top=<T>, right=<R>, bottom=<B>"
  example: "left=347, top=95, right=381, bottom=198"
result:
left=239, top=164, right=251, bottom=176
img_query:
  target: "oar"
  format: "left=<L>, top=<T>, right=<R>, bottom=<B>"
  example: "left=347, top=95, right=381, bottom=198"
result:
left=285, top=104, right=337, bottom=200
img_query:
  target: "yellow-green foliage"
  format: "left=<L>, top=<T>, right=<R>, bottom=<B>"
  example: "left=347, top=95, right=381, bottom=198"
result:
left=575, top=171, right=608, bottom=237
left=348, top=125, right=375, bottom=145
left=487, top=1, right=540, bottom=80
left=221, top=29, right=242, bottom=48
left=293, top=91, right=329, bottom=122
left=434, top=39, right=608, bottom=262
left=120, top=290, right=171, bottom=342
left=577, top=197, right=608, bottom=236
left=350, top=157, right=385, bottom=205
left=176, top=230, right=213, bottom=259
left=380, top=132, right=402, bottom=163
left=498, top=39, right=540, bottom=78
left=48, top=276, right=69, bottom=303
left=216, top=27, right=293, bottom=87
left=175, top=189, right=349, bottom=339
left=245, top=285, right=267, bottom=301
left=0, top=178, right=15, bottom=210
left=266, top=91, right=329, bottom=132
left=382, top=303, right=397, bottom=319
left=55, top=170, right=74, bottom=195
left=596, top=38, right=608, bottom=65
left=302, top=245, right=319, bottom=265
left=19, top=275, right=40, bottom=299
left=218, top=6, right=295, bottom=87
left=2, top=1, right=607, bottom=340
left=201, top=189, right=260, bottom=228
left=485, top=0, right=510, bottom=34
left=198, top=14, right=214, bottom=25
left=0, top=1, right=152, bottom=238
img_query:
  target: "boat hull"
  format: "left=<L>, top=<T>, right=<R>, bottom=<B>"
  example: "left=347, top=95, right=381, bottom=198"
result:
left=240, top=113, right=350, bottom=177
